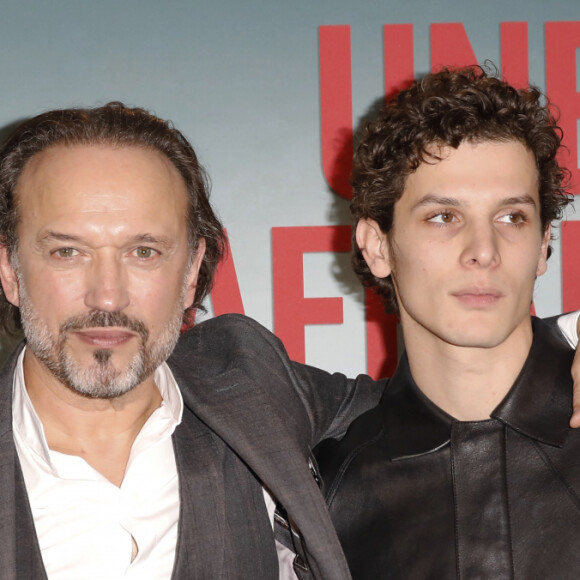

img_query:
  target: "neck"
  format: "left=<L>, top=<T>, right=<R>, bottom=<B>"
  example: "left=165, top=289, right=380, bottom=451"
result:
left=22, top=349, right=162, bottom=485
left=402, top=316, right=533, bottom=421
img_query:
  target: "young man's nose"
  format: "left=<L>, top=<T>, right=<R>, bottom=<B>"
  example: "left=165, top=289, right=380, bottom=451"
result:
left=460, top=223, right=501, bottom=268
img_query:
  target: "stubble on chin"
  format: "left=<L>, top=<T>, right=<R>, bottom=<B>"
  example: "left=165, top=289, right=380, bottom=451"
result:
left=19, top=300, right=182, bottom=400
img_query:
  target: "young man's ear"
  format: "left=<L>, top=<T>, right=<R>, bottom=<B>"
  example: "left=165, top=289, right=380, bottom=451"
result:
left=0, top=245, right=20, bottom=307
left=355, top=219, right=392, bottom=278
left=536, top=225, right=551, bottom=278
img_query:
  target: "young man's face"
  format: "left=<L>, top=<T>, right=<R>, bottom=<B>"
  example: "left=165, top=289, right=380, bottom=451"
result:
left=357, top=140, right=550, bottom=350
left=0, top=144, right=205, bottom=398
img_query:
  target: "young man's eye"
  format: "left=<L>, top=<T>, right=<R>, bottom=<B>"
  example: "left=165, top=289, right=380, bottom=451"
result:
left=428, top=212, right=455, bottom=224
left=497, top=212, right=526, bottom=225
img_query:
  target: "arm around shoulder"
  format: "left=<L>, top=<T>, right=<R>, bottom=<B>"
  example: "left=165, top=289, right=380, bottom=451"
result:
left=289, top=361, right=386, bottom=445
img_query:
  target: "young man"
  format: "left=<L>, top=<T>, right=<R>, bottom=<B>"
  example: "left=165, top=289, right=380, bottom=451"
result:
left=316, top=67, right=580, bottom=578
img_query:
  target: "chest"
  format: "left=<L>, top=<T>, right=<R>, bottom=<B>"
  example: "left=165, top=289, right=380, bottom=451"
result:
left=327, top=421, right=580, bottom=580
left=21, top=436, right=180, bottom=580
left=11, top=413, right=280, bottom=580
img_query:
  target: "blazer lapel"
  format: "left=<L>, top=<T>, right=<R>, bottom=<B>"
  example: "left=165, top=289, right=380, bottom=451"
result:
left=0, top=418, right=18, bottom=579
left=170, top=362, right=352, bottom=580
left=170, top=409, right=227, bottom=579
left=0, top=343, right=47, bottom=579
left=172, top=405, right=280, bottom=579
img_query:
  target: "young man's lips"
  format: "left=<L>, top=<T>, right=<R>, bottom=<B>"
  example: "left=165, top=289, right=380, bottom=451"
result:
left=452, top=288, right=504, bottom=308
left=72, top=329, right=136, bottom=348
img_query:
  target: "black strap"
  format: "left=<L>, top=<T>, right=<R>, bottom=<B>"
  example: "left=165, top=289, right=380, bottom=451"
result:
left=273, top=456, right=323, bottom=578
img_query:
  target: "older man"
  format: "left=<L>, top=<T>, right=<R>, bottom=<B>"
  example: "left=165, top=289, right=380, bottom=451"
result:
left=0, top=103, right=388, bottom=579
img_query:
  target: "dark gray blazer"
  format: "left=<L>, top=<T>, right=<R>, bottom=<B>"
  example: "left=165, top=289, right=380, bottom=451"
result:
left=0, top=314, right=383, bottom=579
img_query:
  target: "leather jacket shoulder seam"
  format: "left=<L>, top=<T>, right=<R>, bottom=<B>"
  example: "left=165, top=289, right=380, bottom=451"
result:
left=529, top=438, right=580, bottom=512
left=325, top=430, right=384, bottom=507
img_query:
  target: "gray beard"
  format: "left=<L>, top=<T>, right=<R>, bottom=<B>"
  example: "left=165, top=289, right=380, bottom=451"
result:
left=19, top=298, right=183, bottom=400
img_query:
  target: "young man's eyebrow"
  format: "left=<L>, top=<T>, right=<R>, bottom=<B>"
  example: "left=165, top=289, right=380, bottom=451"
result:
left=412, top=194, right=538, bottom=210
left=413, top=195, right=463, bottom=209
left=500, top=195, right=538, bottom=208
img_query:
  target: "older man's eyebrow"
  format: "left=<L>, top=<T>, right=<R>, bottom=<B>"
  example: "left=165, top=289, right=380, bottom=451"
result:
left=127, top=233, right=175, bottom=248
left=36, top=231, right=175, bottom=248
left=37, top=231, right=83, bottom=245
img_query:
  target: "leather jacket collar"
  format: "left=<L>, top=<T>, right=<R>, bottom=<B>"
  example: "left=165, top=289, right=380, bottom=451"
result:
left=380, top=317, right=574, bottom=461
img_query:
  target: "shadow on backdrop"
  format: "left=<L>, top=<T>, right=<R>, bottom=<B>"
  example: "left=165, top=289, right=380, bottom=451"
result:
left=325, top=96, right=403, bottom=379
left=0, top=118, right=28, bottom=367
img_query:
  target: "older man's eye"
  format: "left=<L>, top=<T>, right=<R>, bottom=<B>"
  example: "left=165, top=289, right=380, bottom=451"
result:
left=55, top=247, right=77, bottom=258
left=135, top=247, right=156, bottom=259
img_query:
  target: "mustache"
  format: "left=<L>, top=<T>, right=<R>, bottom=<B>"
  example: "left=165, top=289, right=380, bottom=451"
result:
left=60, top=311, right=149, bottom=341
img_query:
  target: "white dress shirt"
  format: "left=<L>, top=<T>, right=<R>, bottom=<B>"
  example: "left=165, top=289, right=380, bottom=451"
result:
left=13, top=350, right=183, bottom=580
left=13, top=349, right=297, bottom=579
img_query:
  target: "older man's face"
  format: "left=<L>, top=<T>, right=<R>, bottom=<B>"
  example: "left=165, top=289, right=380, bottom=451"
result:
left=0, top=144, right=204, bottom=398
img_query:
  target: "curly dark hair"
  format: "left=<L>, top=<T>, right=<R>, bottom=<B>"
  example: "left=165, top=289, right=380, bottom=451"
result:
left=351, top=66, right=572, bottom=314
left=0, top=102, right=225, bottom=335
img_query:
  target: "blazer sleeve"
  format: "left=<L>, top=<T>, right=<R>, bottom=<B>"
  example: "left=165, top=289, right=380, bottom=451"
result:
left=225, top=314, right=386, bottom=445
left=286, top=361, right=386, bottom=445
left=180, top=313, right=387, bottom=448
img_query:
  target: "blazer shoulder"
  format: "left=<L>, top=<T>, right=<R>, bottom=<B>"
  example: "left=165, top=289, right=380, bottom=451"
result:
left=169, top=314, right=293, bottom=378
left=180, top=313, right=285, bottom=348
left=198, top=313, right=284, bottom=343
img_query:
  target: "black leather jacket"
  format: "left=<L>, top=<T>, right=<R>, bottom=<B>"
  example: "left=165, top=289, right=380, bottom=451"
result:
left=316, top=319, right=580, bottom=579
